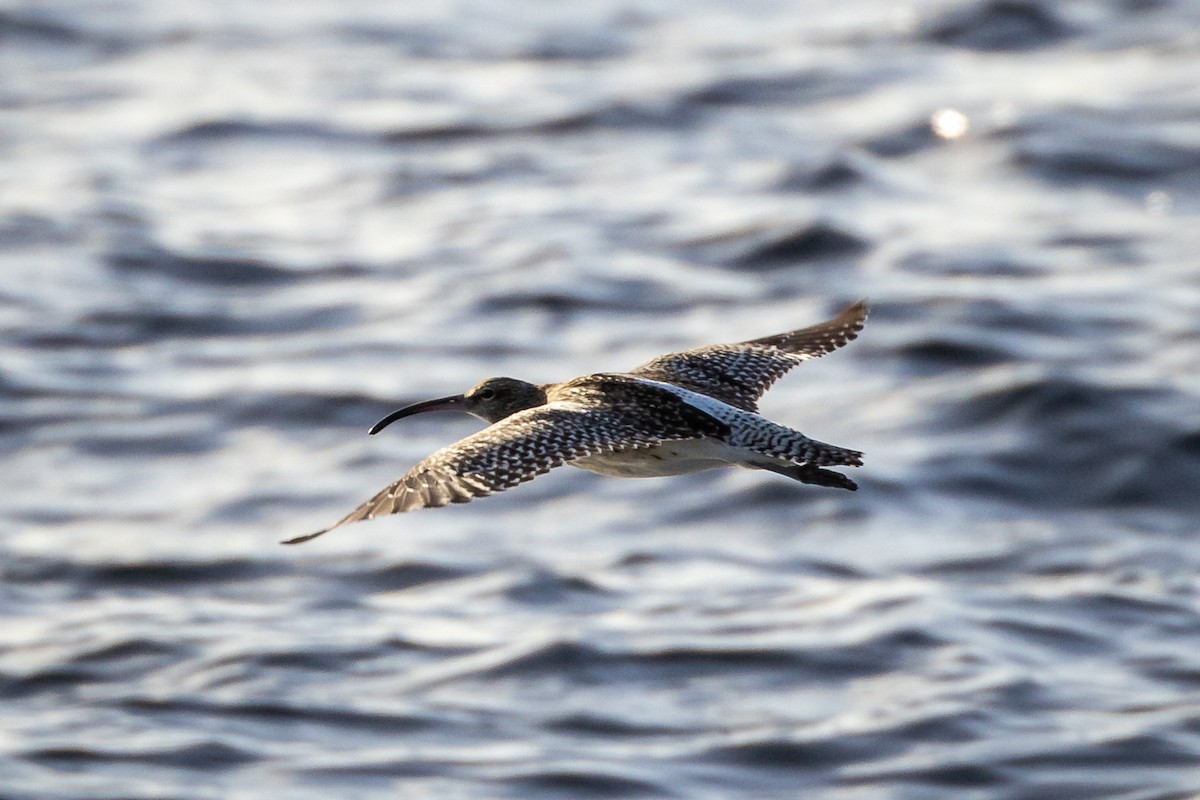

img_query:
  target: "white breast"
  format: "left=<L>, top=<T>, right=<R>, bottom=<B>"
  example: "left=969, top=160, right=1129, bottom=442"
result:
left=572, top=439, right=750, bottom=478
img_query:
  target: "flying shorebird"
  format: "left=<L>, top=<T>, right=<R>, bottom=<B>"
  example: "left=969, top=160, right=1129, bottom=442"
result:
left=284, top=300, right=867, bottom=544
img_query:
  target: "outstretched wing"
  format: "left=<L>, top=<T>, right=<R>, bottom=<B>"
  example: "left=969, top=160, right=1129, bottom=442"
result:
left=284, top=397, right=723, bottom=544
left=629, top=300, right=868, bottom=412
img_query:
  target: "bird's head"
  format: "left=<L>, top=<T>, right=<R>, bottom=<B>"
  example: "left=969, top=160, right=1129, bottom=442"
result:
left=369, top=376, right=547, bottom=434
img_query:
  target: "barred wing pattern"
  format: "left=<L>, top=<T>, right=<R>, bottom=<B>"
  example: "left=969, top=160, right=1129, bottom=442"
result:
left=630, top=300, right=868, bottom=412
left=283, top=398, right=723, bottom=544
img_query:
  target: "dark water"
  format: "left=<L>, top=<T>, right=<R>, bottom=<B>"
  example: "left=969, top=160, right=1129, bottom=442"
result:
left=3, top=1, right=1200, bottom=797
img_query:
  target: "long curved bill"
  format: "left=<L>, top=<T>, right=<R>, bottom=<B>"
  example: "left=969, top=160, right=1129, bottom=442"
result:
left=368, top=394, right=465, bottom=435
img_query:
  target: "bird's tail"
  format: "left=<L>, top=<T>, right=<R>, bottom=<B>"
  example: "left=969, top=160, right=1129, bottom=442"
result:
left=740, top=419, right=863, bottom=469
left=798, top=437, right=863, bottom=468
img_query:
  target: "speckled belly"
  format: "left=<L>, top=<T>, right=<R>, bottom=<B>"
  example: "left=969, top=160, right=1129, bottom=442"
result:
left=571, top=440, right=748, bottom=478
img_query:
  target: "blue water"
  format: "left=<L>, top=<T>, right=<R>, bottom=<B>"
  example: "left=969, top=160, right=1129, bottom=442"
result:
left=3, top=1, right=1200, bottom=797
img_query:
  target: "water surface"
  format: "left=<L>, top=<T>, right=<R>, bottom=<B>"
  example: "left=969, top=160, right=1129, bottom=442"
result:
left=3, top=1, right=1200, bottom=798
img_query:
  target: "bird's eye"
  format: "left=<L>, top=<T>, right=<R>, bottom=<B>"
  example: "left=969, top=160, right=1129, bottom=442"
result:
left=479, top=388, right=496, bottom=400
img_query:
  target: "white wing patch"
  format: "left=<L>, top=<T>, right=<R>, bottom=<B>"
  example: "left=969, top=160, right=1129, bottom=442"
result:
left=628, top=377, right=754, bottom=426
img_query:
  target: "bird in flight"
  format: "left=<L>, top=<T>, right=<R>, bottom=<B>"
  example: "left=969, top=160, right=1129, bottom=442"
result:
left=284, top=300, right=867, bottom=544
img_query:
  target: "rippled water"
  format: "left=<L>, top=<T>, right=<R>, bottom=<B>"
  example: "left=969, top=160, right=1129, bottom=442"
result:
left=3, top=1, right=1200, bottom=797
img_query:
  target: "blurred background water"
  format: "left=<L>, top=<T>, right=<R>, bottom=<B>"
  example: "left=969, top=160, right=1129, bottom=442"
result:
left=3, top=0, right=1200, bottom=797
